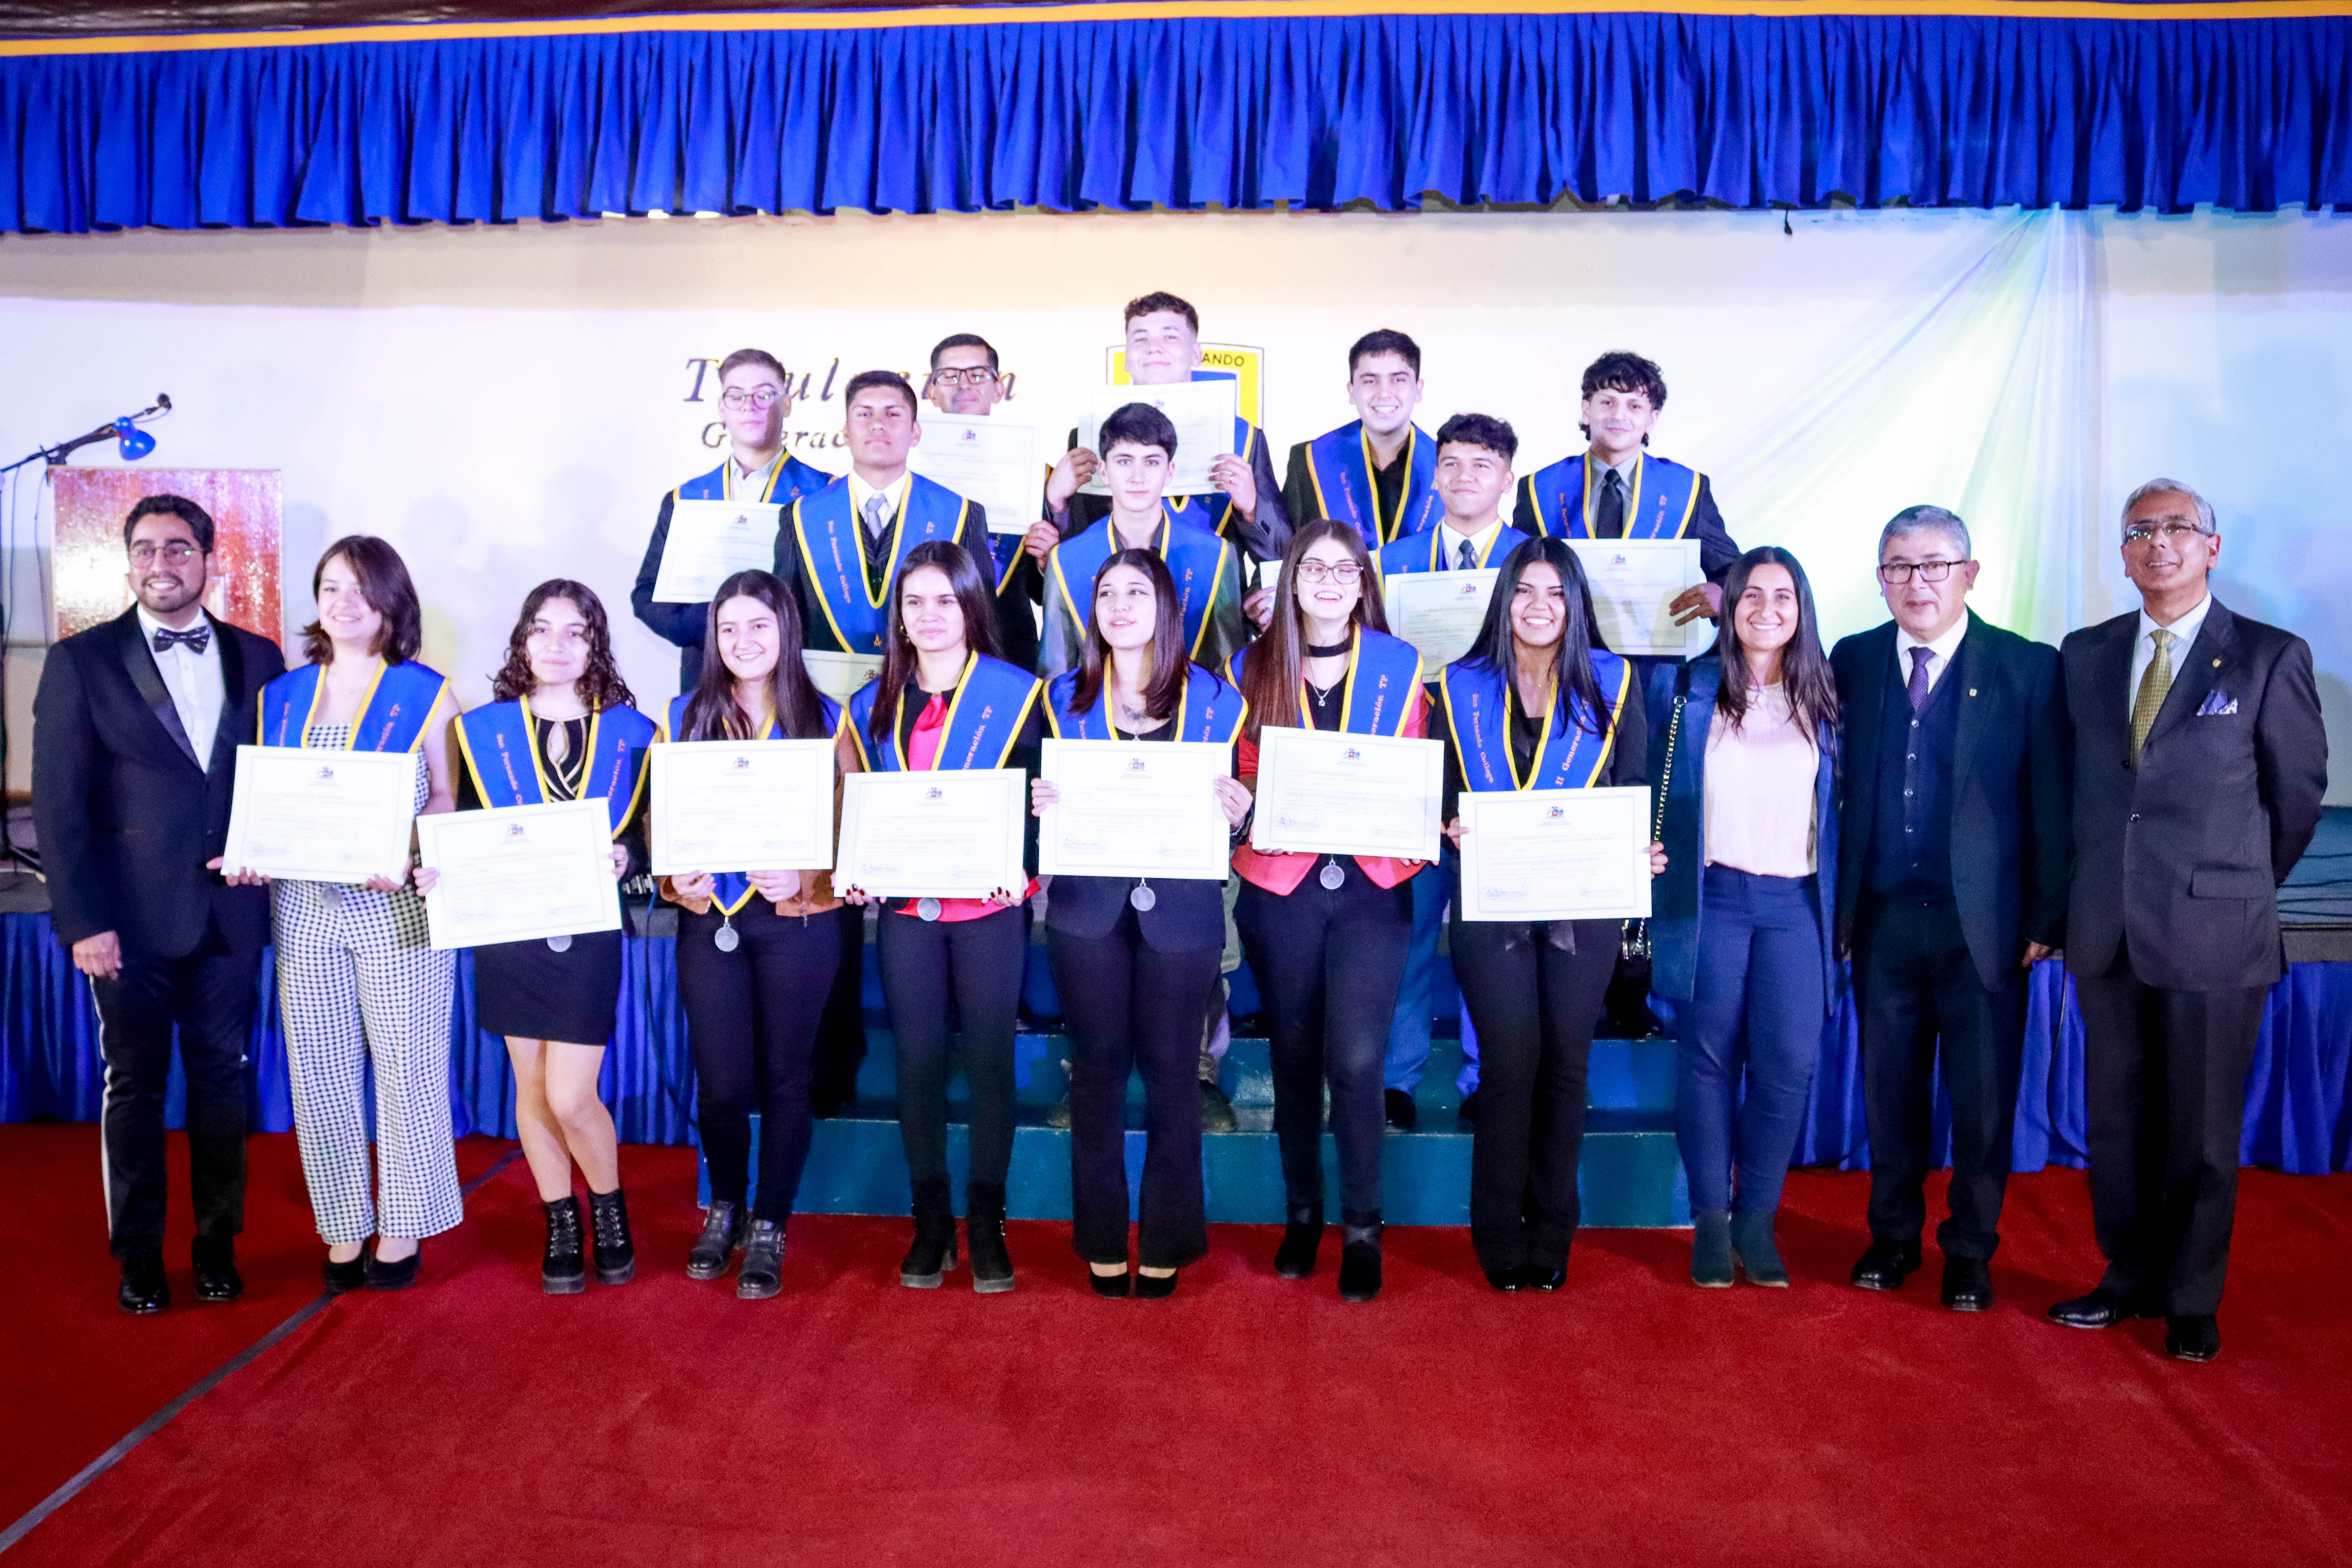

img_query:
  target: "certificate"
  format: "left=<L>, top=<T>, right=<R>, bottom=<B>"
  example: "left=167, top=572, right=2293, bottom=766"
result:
left=1249, top=727, right=1443, bottom=863
left=1458, top=785, right=1654, bottom=922
left=1039, top=739, right=1232, bottom=881
left=911, top=414, right=1039, bottom=536
left=836, top=769, right=1027, bottom=899
left=1569, top=539, right=1710, bottom=657
left=221, top=745, right=416, bottom=885
left=801, top=650, right=883, bottom=704
left=649, top=500, right=784, bottom=604
left=1075, top=381, right=1238, bottom=498
left=415, top=799, right=621, bottom=951
left=648, top=739, right=836, bottom=876
left=1381, top=569, right=1498, bottom=672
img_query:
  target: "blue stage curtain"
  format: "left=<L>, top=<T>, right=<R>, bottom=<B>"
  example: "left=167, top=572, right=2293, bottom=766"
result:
left=3, top=10, right=2350, bottom=235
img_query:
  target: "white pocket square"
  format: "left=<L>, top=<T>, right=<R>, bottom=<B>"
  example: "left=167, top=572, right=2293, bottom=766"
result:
left=2196, top=693, right=2239, bottom=716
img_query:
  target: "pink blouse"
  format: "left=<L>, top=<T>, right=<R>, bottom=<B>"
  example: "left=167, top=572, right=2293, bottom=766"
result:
left=1702, top=682, right=1818, bottom=879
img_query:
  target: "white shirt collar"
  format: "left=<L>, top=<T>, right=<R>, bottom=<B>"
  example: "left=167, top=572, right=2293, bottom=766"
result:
left=847, top=468, right=911, bottom=521
left=135, top=603, right=212, bottom=651
left=1437, top=515, right=1505, bottom=563
left=732, top=448, right=783, bottom=494
left=1894, top=614, right=1969, bottom=665
left=2137, top=590, right=2213, bottom=650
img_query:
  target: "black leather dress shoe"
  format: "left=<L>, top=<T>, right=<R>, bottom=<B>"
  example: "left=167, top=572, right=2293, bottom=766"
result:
left=1941, top=1255, right=1994, bottom=1312
left=1849, top=1237, right=1922, bottom=1292
left=2047, top=1286, right=2158, bottom=1329
left=192, top=1237, right=243, bottom=1302
left=1522, top=1265, right=1567, bottom=1293
left=364, top=1246, right=421, bottom=1291
left=119, top=1249, right=169, bottom=1314
left=1384, top=1088, right=1418, bottom=1131
left=1484, top=1267, right=1525, bottom=1293
left=2165, top=1315, right=2221, bottom=1362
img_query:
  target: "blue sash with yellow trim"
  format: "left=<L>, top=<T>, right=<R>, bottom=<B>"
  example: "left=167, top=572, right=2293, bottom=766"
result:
left=1228, top=630, right=1423, bottom=738
left=457, top=699, right=656, bottom=835
left=1442, top=651, right=1630, bottom=792
left=1048, top=664, right=1246, bottom=744
left=849, top=653, right=1041, bottom=773
left=1374, top=522, right=1532, bottom=584
left=258, top=660, right=446, bottom=752
left=791, top=473, right=972, bottom=655
left=1520, top=452, right=1703, bottom=542
left=1305, top=421, right=1440, bottom=549
left=1045, top=514, right=1230, bottom=662
left=659, top=689, right=841, bottom=915
left=677, top=452, right=832, bottom=506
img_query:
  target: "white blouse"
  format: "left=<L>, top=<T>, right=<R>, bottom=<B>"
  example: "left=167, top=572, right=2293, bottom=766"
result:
left=1702, top=682, right=1819, bottom=879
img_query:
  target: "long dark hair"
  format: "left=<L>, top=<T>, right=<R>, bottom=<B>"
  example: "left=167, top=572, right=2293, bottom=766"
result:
left=1713, top=545, right=1840, bottom=744
left=1070, top=548, right=1188, bottom=725
left=1239, top=518, right=1388, bottom=739
left=1459, top=536, right=1610, bottom=738
left=678, top=570, right=832, bottom=742
left=301, top=535, right=422, bottom=666
left=867, top=540, right=1002, bottom=743
left=490, top=579, right=636, bottom=712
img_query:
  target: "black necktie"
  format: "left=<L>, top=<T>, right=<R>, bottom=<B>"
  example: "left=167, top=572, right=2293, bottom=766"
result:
left=153, top=625, right=210, bottom=655
left=1593, top=469, right=1626, bottom=539
left=1455, top=538, right=1477, bottom=572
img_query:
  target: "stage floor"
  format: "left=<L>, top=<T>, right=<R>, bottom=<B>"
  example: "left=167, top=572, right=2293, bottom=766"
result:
left=3, top=1128, right=2349, bottom=1565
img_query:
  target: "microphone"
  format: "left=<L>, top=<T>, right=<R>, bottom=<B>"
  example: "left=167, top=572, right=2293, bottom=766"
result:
left=40, top=394, right=171, bottom=465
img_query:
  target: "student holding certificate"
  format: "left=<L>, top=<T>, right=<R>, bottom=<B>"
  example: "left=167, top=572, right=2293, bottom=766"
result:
left=246, top=537, right=461, bottom=1294
left=1644, top=547, right=1842, bottom=1289
left=655, top=570, right=851, bottom=1301
left=1033, top=550, right=1252, bottom=1298
left=1432, top=537, right=1661, bottom=1294
left=432, top=581, right=652, bottom=1296
left=1281, top=329, right=1443, bottom=551
left=1228, top=520, right=1429, bottom=1304
left=841, top=541, right=1045, bottom=1295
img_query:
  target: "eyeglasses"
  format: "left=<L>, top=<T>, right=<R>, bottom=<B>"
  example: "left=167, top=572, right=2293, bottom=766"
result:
left=1875, top=559, right=1967, bottom=584
left=129, top=542, right=200, bottom=564
left=927, top=367, right=999, bottom=389
left=718, top=387, right=784, bottom=411
left=2123, top=521, right=2211, bottom=547
left=1294, top=560, right=1363, bottom=586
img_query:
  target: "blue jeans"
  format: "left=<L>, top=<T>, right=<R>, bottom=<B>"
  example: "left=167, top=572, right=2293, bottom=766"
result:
left=1381, top=850, right=1481, bottom=1096
left=1676, top=865, right=1826, bottom=1216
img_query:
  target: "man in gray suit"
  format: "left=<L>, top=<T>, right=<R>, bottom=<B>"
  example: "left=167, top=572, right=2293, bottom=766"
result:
left=2048, top=478, right=2326, bottom=1362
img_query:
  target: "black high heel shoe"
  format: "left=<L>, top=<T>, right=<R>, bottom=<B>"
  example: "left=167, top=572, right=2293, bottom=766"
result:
left=322, top=1245, right=368, bottom=1297
left=1089, top=1267, right=1133, bottom=1299
left=1135, top=1268, right=1178, bottom=1301
left=364, top=1244, right=421, bottom=1292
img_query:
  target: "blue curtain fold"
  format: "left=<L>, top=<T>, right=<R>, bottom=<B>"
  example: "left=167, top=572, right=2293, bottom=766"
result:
left=3, top=11, right=2350, bottom=234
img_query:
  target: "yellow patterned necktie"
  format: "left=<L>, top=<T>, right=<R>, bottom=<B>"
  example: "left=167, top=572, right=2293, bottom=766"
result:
left=2130, top=627, right=2174, bottom=762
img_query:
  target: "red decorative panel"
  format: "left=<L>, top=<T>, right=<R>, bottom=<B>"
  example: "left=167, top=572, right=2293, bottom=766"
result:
left=50, top=468, right=282, bottom=644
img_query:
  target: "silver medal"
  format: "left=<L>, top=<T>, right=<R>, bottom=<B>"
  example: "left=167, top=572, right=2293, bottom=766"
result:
left=1129, top=883, right=1157, bottom=912
left=917, top=897, right=943, bottom=922
left=1319, top=861, right=1346, bottom=891
left=713, top=922, right=740, bottom=952
left=321, top=884, right=342, bottom=911
left=546, top=933, right=573, bottom=954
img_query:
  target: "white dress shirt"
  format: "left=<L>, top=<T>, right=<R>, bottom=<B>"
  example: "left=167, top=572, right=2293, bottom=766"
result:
left=847, top=469, right=913, bottom=542
left=1893, top=616, right=1970, bottom=697
left=136, top=604, right=225, bottom=771
left=730, top=448, right=784, bottom=499
left=1435, top=517, right=1505, bottom=569
left=2129, top=591, right=2213, bottom=717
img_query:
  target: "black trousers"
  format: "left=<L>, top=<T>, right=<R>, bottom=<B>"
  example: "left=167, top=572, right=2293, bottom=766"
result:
left=1855, top=898, right=2028, bottom=1260
left=2075, top=944, right=2267, bottom=1317
left=1235, top=867, right=1412, bottom=1223
left=1047, top=912, right=1219, bottom=1269
left=877, top=903, right=1027, bottom=1193
left=1450, top=917, right=1616, bottom=1271
left=90, top=920, right=259, bottom=1258
left=809, top=908, right=869, bottom=1109
left=676, top=902, right=844, bottom=1220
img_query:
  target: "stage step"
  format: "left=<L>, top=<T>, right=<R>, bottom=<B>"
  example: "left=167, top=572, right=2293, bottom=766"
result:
left=699, top=1033, right=1692, bottom=1229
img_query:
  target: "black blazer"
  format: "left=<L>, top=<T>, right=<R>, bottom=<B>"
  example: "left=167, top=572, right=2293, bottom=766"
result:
left=1831, top=612, right=2071, bottom=991
left=2059, top=598, right=2326, bottom=991
left=31, top=608, right=286, bottom=959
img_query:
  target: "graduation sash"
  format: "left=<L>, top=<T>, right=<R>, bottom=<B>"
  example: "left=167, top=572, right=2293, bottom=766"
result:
left=659, top=689, right=843, bottom=916
left=848, top=653, right=1042, bottom=773
left=455, top=699, right=656, bottom=836
left=1303, top=421, right=1441, bottom=549
left=258, top=660, right=448, bottom=753
left=1227, top=630, right=1424, bottom=738
left=1374, top=522, right=1532, bottom=585
left=1442, top=650, right=1631, bottom=792
left=791, top=473, right=972, bottom=654
left=675, top=452, right=832, bottom=506
left=1048, top=663, right=1248, bottom=744
left=1046, top=513, right=1231, bottom=662
left=1519, top=451, right=1704, bottom=542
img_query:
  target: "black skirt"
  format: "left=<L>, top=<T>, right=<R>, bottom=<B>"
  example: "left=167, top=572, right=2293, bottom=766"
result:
left=473, top=928, right=625, bottom=1045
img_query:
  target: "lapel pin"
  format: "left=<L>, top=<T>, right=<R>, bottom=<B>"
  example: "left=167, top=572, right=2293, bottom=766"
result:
left=1968, top=688, right=1977, bottom=697
left=2212, top=658, right=2222, bottom=668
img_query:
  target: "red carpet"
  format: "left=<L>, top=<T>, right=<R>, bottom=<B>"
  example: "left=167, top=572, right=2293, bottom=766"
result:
left=4, top=1128, right=2349, bottom=1567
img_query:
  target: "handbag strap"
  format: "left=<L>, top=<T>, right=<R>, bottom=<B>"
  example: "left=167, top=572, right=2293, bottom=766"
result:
left=1650, top=662, right=1691, bottom=844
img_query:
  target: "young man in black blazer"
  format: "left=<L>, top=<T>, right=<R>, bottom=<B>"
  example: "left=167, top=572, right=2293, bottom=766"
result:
left=1830, top=506, right=2071, bottom=1312
left=2049, top=478, right=2326, bottom=1362
left=33, top=494, right=287, bottom=1313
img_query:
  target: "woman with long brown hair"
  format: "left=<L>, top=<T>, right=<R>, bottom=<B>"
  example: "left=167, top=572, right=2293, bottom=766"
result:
left=1229, top=518, right=1430, bottom=1303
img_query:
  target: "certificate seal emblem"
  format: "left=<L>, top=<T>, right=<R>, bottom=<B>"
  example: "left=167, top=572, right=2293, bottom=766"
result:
left=713, top=923, right=740, bottom=953
left=546, top=933, right=573, bottom=954
left=1129, top=883, right=1157, bottom=913
left=917, top=897, right=943, bottom=922
left=1319, top=861, right=1346, bottom=891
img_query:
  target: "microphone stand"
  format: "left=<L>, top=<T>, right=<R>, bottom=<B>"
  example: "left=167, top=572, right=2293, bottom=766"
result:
left=0, top=394, right=173, bottom=478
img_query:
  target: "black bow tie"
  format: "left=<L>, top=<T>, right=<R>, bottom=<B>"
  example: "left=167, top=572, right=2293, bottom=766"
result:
left=153, top=625, right=210, bottom=655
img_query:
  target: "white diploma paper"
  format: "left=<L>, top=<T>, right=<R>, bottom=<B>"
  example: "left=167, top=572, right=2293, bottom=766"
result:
left=1381, top=568, right=1499, bottom=672
left=1249, top=727, right=1444, bottom=863
left=1458, top=785, right=1654, bottom=923
left=650, top=499, right=785, bottom=604
left=1038, top=739, right=1232, bottom=881
left=1075, top=381, right=1239, bottom=498
left=911, top=414, right=1039, bottom=536
left=221, top=745, right=416, bottom=885
left=1569, top=539, right=1710, bottom=657
left=648, top=739, right=836, bottom=876
left=415, top=799, right=622, bottom=951
left=801, top=650, right=884, bottom=705
left=836, top=769, right=1027, bottom=899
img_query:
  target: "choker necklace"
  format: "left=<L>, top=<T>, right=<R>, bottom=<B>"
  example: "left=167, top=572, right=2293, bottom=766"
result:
left=1304, top=638, right=1353, bottom=659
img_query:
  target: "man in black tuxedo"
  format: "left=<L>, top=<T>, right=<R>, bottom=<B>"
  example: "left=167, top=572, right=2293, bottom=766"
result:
left=2049, top=479, right=2326, bottom=1362
left=1832, top=506, right=2070, bottom=1312
left=33, top=494, right=286, bottom=1313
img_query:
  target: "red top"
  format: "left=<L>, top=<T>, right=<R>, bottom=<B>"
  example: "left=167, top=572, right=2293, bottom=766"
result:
left=1232, top=689, right=1430, bottom=896
left=894, top=691, right=1034, bottom=923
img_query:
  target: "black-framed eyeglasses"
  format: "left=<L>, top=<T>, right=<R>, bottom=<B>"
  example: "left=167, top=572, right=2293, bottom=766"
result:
left=129, top=541, right=201, bottom=564
left=1295, top=560, right=1363, bottom=585
left=1876, top=559, right=1966, bottom=584
left=927, top=367, right=1000, bottom=389
left=719, top=387, right=784, bottom=411
left=2123, top=521, right=2211, bottom=547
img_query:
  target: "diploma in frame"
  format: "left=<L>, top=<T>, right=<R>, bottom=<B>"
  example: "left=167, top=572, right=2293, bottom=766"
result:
left=648, top=738, right=836, bottom=876
left=220, top=744, right=417, bottom=885
left=1458, top=785, right=1654, bottom=923
left=1248, top=727, right=1444, bottom=863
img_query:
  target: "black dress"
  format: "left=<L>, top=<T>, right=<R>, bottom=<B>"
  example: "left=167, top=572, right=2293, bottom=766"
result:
left=469, top=714, right=638, bottom=1045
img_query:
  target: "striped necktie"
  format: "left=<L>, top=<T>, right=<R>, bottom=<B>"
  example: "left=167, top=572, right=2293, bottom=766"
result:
left=2130, top=627, right=2174, bottom=763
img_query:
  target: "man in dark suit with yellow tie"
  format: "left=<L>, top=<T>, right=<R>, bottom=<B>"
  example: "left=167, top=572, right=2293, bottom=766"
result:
left=2048, top=478, right=2326, bottom=1362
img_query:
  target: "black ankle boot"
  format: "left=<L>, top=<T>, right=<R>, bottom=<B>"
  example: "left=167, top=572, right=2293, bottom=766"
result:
left=541, top=1197, right=587, bottom=1295
left=588, top=1188, right=635, bottom=1286
left=900, top=1177, right=958, bottom=1288
left=1275, top=1204, right=1324, bottom=1279
left=686, top=1200, right=743, bottom=1281
left=965, top=1182, right=1015, bottom=1294
left=736, top=1217, right=786, bottom=1300
left=1338, top=1220, right=1383, bottom=1304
